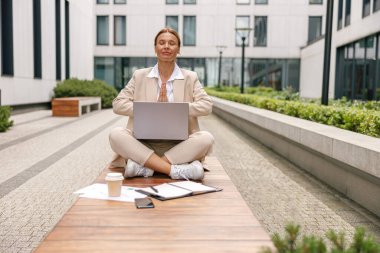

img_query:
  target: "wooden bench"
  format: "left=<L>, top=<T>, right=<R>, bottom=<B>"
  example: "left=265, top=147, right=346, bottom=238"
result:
left=35, top=157, right=273, bottom=253
left=52, top=97, right=101, bottom=117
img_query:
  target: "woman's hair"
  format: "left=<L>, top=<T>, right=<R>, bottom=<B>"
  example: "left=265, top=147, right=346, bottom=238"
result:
left=154, top=27, right=181, bottom=48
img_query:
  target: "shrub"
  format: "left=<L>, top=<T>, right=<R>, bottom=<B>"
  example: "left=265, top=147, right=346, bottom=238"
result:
left=206, top=89, right=380, bottom=138
left=260, top=223, right=380, bottom=253
left=0, top=106, right=13, bottom=132
left=54, top=78, right=118, bottom=108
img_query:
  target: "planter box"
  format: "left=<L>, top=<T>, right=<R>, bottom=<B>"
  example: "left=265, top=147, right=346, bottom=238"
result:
left=52, top=97, right=101, bottom=117
left=212, top=96, right=380, bottom=217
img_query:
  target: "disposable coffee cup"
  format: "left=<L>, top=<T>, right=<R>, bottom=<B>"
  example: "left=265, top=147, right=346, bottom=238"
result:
left=105, top=172, right=124, bottom=197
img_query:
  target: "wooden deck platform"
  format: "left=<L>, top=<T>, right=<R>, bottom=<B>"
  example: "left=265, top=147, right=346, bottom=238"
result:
left=35, top=157, right=273, bottom=253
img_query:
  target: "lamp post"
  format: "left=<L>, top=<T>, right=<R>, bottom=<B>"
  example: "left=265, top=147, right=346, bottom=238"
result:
left=216, top=45, right=227, bottom=87
left=321, top=0, right=334, bottom=105
left=235, top=27, right=252, bottom=94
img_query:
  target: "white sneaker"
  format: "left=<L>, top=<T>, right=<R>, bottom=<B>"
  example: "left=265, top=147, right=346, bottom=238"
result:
left=124, top=159, right=154, bottom=178
left=170, top=160, right=204, bottom=180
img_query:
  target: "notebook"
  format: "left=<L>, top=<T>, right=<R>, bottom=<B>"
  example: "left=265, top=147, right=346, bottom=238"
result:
left=135, top=181, right=222, bottom=201
left=133, top=102, right=189, bottom=140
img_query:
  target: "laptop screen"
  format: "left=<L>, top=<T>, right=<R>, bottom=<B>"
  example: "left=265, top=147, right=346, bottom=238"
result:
left=133, top=102, right=189, bottom=140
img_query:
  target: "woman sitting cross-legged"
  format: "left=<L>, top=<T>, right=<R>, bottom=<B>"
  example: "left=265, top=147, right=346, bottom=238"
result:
left=109, top=27, right=214, bottom=181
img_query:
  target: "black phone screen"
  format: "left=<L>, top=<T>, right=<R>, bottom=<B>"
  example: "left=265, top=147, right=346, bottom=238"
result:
left=135, top=198, right=155, bottom=209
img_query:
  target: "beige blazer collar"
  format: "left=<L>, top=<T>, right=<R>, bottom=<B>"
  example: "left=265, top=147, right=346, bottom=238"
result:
left=173, top=79, right=185, bottom=102
left=145, top=77, right=158, bottom=102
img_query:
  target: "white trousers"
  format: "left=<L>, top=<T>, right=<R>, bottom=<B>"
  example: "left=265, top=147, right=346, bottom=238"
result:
left=109, top=127, right=214, bottom=167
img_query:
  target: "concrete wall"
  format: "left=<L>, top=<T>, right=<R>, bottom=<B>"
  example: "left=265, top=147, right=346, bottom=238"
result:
left=0, top=0, right=59, bottom=106
left=93, top=0, right=326, bottom=59
left=212, top=96, right=380, bottom=217
left=70, top=0, right=94, bottom=79
left=0, top=0, right=92, bottom=106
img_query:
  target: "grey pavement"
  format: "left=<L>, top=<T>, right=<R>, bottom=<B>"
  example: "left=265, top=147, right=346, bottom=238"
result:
left=0, top=109, right=379, bottom=253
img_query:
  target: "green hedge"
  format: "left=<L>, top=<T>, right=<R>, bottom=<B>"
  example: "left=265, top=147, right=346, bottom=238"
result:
left=0, top=106, right=13, bottom=132
left=207, top=89, right=380, bottom=138
left=54, top=78, right=118, bottom=108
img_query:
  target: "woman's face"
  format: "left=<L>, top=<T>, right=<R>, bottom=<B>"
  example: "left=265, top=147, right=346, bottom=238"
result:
left=155, top=32, right=180, bottom=63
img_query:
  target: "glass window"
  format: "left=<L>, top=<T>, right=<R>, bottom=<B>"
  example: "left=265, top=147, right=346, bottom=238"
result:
left=33, top=0, right=42, bottom=79
left=166, top=16, right=178, bottom=31
left=255, top=0, right=267, bottom=4
left=363, top=0, right=371, bottom=17
left=309, top=0, right=323, bottom=3
left=94, top=57, right=115, bottom=87
left=375, top=0, right=380, bottom=12
left=97, top=0, right=108, bottom=4
left=308, top=16, right=322, bottom=42
left=377, top=35, right=380, bottom=99
left=184, top=0, right=196, bottom=4
left=166, top=0, right=178, bottom=4
left=235, top=16, right=250, bottom=46
left=1, top=0, right=14, bottom=76
left=365, top=36, right=377, bottom=100
left=236, top=0, right=250, bottom=4
left=337, top=0, right=343, bottom=30
left=342, top=45, right=354, bottom=98
left=97, top=16, right=109, bottom=45
left=345, top=0, right=351, bottom=26
left=183, top=16, right=196, bottom=46
left=114, top=0, right=126, bottom=3
left=254, top=16, right=267, bottom=47
left=114, top=16, right=126, bottom=45
left=354, top=39, right=366, bottom=99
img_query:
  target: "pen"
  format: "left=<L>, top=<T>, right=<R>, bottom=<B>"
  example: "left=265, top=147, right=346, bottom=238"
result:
left=150, top=186, right=158, bottom=193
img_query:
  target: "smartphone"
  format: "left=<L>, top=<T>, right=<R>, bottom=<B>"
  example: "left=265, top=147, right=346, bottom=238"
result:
left=135, top=197, right=155, bottom=209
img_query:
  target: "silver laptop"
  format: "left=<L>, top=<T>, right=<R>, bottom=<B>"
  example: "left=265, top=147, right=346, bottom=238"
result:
left=133, top=102, right=189, bottom=140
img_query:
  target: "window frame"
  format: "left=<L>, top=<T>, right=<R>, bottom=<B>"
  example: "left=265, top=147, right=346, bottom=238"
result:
left=254, top=16, right=267, bottom=47
left=1, top=0, right=14, bottom=76
left=165, top=15, right=179, bottom=32
left=183, top=0, right=196, bottom=4
left=96, top=0, right=109, bottom=4
left=33, top=0, right=42, bottom=79
left=183, top=15, right=196, bottom=46
left=255, top=0, right=268, bottom=4
left=96, top=15, right=109, bottom=46
left=166, top=0, right=179, bottom=4
left=362, top=0, right=371, bottom=18
left=114, top=15, right=126, bottom=46
left=308, top=16, right=322, bottom=43
left=236, top=0, right=250, bottom=5
left=345, top=0, right=351, bottom=26
left=235, top=16, right=251, bottom=47
left=374, top=0, right=380, bottom=12
left=337, top=0, right=343, bottom=30
left=309, top=0, right=323, bottom=4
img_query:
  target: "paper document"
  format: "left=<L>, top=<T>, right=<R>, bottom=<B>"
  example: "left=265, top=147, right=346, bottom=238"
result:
left=136, top=181, right=222, bottom=200
left=74, top=183, right=146, bottom=202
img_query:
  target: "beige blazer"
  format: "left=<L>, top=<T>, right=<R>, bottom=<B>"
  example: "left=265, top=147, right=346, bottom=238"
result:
left=112, top=67, right=213, bottom=135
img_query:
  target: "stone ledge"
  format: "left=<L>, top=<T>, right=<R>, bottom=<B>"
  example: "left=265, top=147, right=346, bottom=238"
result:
left=212, top=97, right=380, bottom=178
left=212, top=96, right=380, bottom=217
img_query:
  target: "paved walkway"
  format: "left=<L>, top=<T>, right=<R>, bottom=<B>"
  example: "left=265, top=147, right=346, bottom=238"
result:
left=0, top=109, right=379, bottom=252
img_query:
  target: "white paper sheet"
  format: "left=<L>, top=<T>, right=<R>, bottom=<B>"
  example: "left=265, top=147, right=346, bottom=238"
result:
left=74, top=183, right=146, bottom=202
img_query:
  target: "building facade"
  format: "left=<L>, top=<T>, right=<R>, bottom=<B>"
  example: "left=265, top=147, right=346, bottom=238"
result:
left=2, top=0, right=379, bottom=107
left=300, top=0, right=380, bottom=100
left=93, top=0, right=326, bottom=91
left=0, top=0, right=93, bottom=107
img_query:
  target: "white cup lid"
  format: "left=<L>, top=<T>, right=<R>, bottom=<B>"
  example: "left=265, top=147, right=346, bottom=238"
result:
left=105, top=172, right=124, bottom=181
